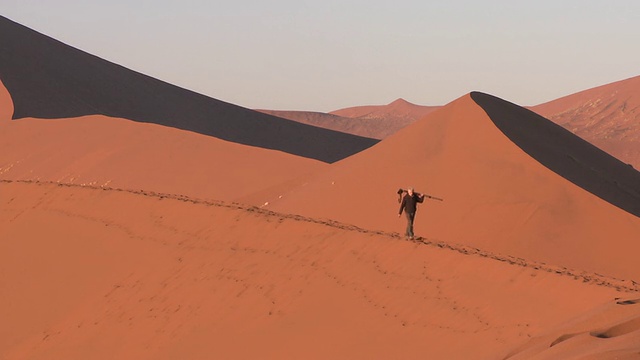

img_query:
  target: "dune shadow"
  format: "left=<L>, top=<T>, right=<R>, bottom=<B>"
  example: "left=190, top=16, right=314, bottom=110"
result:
left=0, top=16, right=378, bottom=163
left=471, top=92, right=640, bottom=217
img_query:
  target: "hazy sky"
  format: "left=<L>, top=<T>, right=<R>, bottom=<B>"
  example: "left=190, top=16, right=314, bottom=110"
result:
left=2, top=1, right=639, bottom=111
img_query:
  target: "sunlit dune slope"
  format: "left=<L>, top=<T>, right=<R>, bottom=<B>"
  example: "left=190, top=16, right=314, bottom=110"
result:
left=0, top=115, right=325, bottom=202
left=0, top=180, right=627, bottom=360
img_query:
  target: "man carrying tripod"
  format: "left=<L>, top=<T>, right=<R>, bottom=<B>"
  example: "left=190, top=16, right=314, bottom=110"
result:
left=398, top=187, right=424, bottom=240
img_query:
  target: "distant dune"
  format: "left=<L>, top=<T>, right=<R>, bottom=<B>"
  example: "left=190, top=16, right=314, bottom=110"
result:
left=262, top=93, right=640, bottom=281
left=0, top=16, right=377, bottom=163
left=256, top=110, right=384, bottom=139
left=259, top=99, right=439, bottom=140
left=330, top=98, right=439, bottom=122
left=531, top=75, right=640, bottom=169
left=330, top=98, right=440, bottom=138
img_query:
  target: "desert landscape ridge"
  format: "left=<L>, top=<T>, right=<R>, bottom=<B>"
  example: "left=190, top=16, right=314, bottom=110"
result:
left=2, top=178, right=637, bottom=294
left=0, top=15, right=378, bottom=163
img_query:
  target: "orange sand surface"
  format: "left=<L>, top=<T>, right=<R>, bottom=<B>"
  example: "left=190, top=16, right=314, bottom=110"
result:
left=0, top=180, right=630, bottom=359
left=505, top=298, right=640, bottom=359
left=0, top=79, right=13, bottom=121
left=0, top=115, right=325, bottom=202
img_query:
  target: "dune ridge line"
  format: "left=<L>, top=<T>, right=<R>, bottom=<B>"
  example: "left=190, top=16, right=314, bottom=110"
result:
left=3, top=178, right=638, bottom=294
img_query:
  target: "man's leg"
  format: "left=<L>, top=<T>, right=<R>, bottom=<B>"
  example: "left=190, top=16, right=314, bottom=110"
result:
left=405, top=212, right=415, bottom=239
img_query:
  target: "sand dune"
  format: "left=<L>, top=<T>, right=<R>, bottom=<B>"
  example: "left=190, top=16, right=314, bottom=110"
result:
left=329, top=98, right=440, bottom=138
left=472, top=92, right=639, bottom=217
left=256, top=110, right=388, bottom=139
left=258, top=99, right=439, bottom=140
left=262, top=93, right=640, bottom=282
left=0, top=180, right=629, bottom=359
left=330, top=98, right=439, bottom=122
left=531, top=75, right=640, bottom=169
left=0, top=79, right=12, bottom=121
left=0, top=114, right=325, bottom=202
left=0, top=15, right=377, bottom=163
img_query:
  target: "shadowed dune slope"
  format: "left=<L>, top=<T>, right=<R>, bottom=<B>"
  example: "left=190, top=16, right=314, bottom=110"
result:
left=0, top=181, right=627, bottom=359
left=261, top=93, right=640, bottom=281
left=472, top=92, right=640, bottom=217
left=0, top=16, right=377, bottom=163
left=0, top=115, right=326, bottom=202
left=531, top=75, right=640, bottom=169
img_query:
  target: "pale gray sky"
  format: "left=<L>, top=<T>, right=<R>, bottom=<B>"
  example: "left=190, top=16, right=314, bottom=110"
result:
left=1, top=1, right=639, bottom=111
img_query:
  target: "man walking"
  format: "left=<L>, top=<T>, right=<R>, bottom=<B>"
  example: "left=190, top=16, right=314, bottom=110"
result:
left=398, top=187, right=425, bottom=240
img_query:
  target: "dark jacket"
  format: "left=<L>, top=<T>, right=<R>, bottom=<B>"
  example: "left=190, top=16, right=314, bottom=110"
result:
left=399, top=193, right=424, bottom=215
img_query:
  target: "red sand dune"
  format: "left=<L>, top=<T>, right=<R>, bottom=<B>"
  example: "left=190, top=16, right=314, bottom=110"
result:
left=0, top=15, right=377, bottom=163
left=0, top=114, right=325, bottom=202
left=331, top=98, right=439, bottom=121
left=531, top=75, right=640, bottom=169
left=258, top=99, right=440, bottom=140
left=326, top=98, right=441, bottom=138
left=0, top=79, right=12, bottom=121
left=261, top=93, right=640, bottom=282
left=0, top=180, right=629, bottom=359
left=256, top=110, right=392, bottom=139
